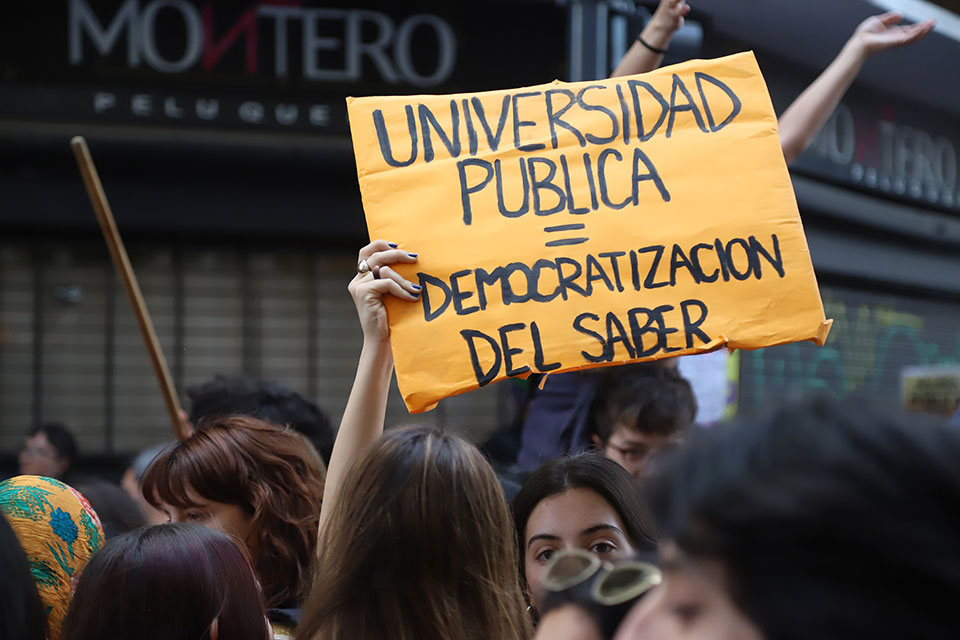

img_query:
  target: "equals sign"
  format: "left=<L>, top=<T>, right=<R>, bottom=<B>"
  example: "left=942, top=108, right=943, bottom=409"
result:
left=544, top=223, right=589, bottom=247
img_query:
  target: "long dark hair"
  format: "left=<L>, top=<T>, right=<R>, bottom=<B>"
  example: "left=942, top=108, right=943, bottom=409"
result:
left=648, top=396, right=960, bottom=639
left=512, top=452, right=658, bottom=584
left=61, top=523, right=269, bottom=640
left=0, top=513, right=45, bottom=640
left=297, top=425, right=532, bottom=640
left=142, top=415, right=325, bottom=609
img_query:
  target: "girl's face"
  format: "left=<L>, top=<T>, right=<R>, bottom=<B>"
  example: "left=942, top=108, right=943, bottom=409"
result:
left=160, top=488, right=255, bottom=554
left=523, top=488, right=637, bottom=610
left=613, top=542, right=764, bottom=640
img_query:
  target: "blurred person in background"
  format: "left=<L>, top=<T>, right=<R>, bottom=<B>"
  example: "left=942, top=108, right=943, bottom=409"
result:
left=0, top=475, right=104, bottom=640
left=142, top=416, right=325, bottom=638
left=120, top=443, right=170, bottom=525
left=613, top=397, right=960, bottom=640
left=187, top=375, right=336, bottom=464
left=518, top=363, right=695, bottom=478
left=19, top=422, right=78, bottom=481
left=72, top=479, right=146, bottom=539
left=61, top=523, right=271, bottom=640
left=590, top=365, right=696, bottom=478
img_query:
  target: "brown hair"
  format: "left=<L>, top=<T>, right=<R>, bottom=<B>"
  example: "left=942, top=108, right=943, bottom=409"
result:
left=297, top=425, right=532, bottom=640
left=142, top=416, right=325, bottom=609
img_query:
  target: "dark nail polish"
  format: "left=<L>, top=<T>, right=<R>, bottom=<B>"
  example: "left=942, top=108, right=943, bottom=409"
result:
left=407, top=253, right=418, bottom=258
left=412, top=284, right=422, bottom=290
left=388, top=242, right=398, bottom=248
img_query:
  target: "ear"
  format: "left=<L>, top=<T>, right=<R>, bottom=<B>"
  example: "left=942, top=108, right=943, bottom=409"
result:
left=590, top=433, right=603, bottom=449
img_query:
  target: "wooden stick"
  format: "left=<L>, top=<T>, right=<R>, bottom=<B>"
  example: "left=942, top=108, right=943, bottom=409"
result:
left=70, top=136, right=189, bottom=441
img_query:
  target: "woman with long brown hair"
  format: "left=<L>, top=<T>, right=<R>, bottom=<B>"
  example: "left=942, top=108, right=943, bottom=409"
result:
left=142, top=416, right=325, bottom=638
left=296, top=241, right=532, bottom=640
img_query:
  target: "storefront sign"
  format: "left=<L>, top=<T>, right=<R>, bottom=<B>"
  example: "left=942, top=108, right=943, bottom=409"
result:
left=794, top=95, right=960, bottom=213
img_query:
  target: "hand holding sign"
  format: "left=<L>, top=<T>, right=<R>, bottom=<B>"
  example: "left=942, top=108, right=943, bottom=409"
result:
left=350, top=241, right=421, bottom=344
left=348, top=52, right=832, bottom=413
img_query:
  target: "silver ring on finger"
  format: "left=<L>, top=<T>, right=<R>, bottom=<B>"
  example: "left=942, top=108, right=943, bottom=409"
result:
left=358, top=259, right=371, bottom=275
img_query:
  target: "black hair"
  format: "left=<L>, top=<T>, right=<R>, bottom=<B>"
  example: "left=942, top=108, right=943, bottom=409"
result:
left=0, top=513, right=46, bottom=640
left=27, top=422, right=78, bottom=461
left=186, top=375, right=334, bottom=463
left=61, top=524, right=269, bottom=640
left=648, top=395, right=960, bottom=639
left=591, top=363, right=696, bottom=443
left=512, top=452, right=658, bottom=585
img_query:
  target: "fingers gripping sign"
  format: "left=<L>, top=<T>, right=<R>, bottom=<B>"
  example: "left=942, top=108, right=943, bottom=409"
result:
left=351, top=241, right=422, bottom=343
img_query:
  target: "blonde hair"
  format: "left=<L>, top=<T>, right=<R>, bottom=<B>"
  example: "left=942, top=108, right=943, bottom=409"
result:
left=297, top=426, right=532, bottom=640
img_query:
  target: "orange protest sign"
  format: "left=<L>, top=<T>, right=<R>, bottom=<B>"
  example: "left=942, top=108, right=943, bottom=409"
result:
left=347, top=52, right=832, bottom=413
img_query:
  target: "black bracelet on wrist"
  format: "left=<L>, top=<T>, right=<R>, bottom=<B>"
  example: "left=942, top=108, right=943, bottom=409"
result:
left=637, top=35, right=667, bottom=55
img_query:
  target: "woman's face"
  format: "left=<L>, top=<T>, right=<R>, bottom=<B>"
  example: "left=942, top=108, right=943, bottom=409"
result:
left=613, top=542, right=764, bottom=640
left=160, top=488, right=255, bottom=553
left=523, top=487, right=637, bottom=610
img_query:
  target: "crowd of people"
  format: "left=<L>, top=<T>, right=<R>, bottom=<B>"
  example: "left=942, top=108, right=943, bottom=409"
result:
left=3, top=2, right=955, bottom=639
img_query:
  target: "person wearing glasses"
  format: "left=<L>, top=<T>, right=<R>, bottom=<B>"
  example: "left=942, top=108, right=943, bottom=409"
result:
left=590, top=365, right=695, bottom=479
left=518, top=363, right=696, bottom=479
left=18, top=422, right=78, bottom=481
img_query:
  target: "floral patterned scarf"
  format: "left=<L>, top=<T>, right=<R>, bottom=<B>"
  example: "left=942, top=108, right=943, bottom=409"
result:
left=0, top=475, right=104, bottom=640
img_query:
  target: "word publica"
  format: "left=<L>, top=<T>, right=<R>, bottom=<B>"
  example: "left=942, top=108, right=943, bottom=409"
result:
left=459, top=299, right=712, bottom=386
left=457, top=147, right=669, bottom=225
left=419, top=234, right=784, bottom=322
left=69, top=0, right=455, bottom=86
left=372, top=73, right=742, bottom=168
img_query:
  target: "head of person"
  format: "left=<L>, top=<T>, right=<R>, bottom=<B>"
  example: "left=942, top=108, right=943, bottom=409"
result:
left=512, top=452, right=658, bottom=612
left=0, top=475, right=105, bottom=640
left=620, top=396, right=960, bottom=640
left=187, top=375, right=335, bottom=463
left=0, top=513, right=46, bottom=640
left=61, top=523, right=270, bottom=640
left=298, top=425, right=532, bottom=640
left=19, top=423, right=78, bottom=479
left=591, top=364, right=696, bottom=478
left=141, top=416, right=325, bottom=610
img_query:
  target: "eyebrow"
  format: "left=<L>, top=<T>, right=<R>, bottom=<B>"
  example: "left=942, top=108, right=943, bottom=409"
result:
left=527, top=524, right=625, bottom=549
left=527, top=533, right=562, bottom=549
left=582, top=524, right=624, bottom=536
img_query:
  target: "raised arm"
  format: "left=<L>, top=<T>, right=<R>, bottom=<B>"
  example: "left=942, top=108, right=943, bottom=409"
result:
left=610, top=0, right=690, bottom=78
left=317, top=240, right=421, bottom=538
left=779, top=12, right=934, bottom=164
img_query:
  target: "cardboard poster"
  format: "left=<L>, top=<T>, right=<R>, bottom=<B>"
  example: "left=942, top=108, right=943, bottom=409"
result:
left=348, top=52, right=832, bottom=412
